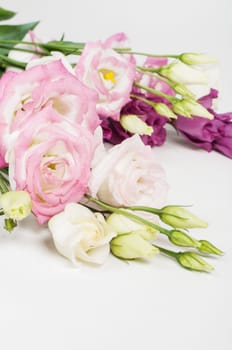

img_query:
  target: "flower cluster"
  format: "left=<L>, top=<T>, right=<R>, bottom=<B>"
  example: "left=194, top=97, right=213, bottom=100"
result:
left=0, top=6, right=227, bottom=272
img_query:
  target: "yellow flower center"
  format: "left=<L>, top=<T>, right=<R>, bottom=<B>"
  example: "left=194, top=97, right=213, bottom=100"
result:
left=99, top=69, right=116, bottom=83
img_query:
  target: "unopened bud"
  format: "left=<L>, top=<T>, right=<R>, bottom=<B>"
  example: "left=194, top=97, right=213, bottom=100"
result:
left=181, top=99, right=214, bottom=120
left=180, top=53, right=217, bottom=65
left=173, top=101, right=192, bottom=118
left=107, top=213, right=158, bottom=240
left=169, top=230, right=199, bottom=248
left=160, top=206, right=208, bottom=229
left=110, top=232, right=159, bottom=260
left=177, top=251, right=214, bottom=272
left=120, top=114, right=153, bottom=136
left=173, top=83, right=195, bottom=99
left=198, top=240, right=223, bottom=256
left=160, top=62, right=208, bottom=85
left=4, top=218, right=17, bottom=232
left=154, top=103, right=177, bottom=119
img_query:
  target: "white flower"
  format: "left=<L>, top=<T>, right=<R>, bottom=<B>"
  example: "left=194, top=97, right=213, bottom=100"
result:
left=0, top=190, right=32, bottom=220
left=88, top=135, right=168, bottom=208
left=48, top=203, right=115, bottom=265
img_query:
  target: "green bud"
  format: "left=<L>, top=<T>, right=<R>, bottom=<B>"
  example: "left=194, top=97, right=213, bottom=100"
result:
left=110, top=232, right=159, bottom=260
left=120, top=114, right=153, bottom=136
left=173, top=101, right=192, bottom=118
left=173, top=83, right=195, bottom=99
left=4, top=218, right=17, bottom=232
left=160, top=62, right=208, bottom=85
left=169, top=230, right=199, bottom=248
left=107, top=213, right=158, bottom=240
left=0, top=190, right=32, bottom=221
left=181, top=99, right=214, bottom=120
left=160, top=206, right=208, bottom=229
left=177, top=251, right=214, bottom=272
left=180, top=53, right=217, bottom=65
left=198, top=240, right=223, bottom=256
left=154, top=103, right=177, bottom=119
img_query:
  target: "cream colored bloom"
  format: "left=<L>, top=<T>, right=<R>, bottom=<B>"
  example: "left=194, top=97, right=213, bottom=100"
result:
left=0, top=190, right=32, bottom=220
left=48, top=203, right=115, bottom=265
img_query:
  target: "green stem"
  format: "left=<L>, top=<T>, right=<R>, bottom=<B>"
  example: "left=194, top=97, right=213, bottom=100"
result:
left=130, top=94, right=155, bottom=108
left=0, top=54, right=26, bottom=69
left=0, top=44, right=47, bottom=56
left=121, top=205, right=161, bottom=215
left=134, top=82, right=178, bottom=103
left=154, top=244, right=179, bottom=259
left=116, top=49, right=179, bottom=59
left=137, top=65, right=160, bottom=73
left=85, top=195, right=170, bottom=236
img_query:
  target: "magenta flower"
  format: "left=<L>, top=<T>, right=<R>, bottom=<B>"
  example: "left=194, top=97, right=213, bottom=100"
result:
left=102, top=92, right=169, bottom=146
left=175, top=89, right=232, bottom=158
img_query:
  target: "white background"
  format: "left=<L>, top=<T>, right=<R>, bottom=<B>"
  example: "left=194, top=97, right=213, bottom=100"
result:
left=0, top=1, right=232, bottom=349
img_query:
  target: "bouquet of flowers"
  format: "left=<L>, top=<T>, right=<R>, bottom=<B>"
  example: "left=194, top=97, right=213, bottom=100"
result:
left=0, top=6, right=228, bottom=272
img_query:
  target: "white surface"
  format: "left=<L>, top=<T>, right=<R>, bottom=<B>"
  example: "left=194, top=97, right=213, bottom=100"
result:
left=0, top=1, right=232, bottom=349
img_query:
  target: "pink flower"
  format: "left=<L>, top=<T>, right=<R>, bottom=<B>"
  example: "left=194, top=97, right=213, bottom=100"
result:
left=89, top=135, right=168, bottom=208
left=0, top=60, right=99, bottom=160
left=8, top=106, right=97, bottom=224
left=75, top=33, right=136, bottom=121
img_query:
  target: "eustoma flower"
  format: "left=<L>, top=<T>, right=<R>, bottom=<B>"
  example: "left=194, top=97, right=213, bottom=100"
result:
left=75, top=33, right=136, bottom=120
left=7, top=106, right=97, bottom=224
left=0, top=60, right=99, bottom=160
left=89, top=135, right=168, bottom=208
left=48, top=203, right=115, bottom=265
left=102, top=96, right=168, bottom=146
left=175, top=89, right=232, bottom=158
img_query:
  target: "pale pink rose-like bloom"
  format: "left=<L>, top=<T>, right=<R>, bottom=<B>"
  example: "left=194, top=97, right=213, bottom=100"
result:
left=75, top=33, right=136, bottom=121
left=88, top=135, right=168, bottom=208
left=8, top=106, right=97, bottom=224
left=0, top=60, right=99, bottom=160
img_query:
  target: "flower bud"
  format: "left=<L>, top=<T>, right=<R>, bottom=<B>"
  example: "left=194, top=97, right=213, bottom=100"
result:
left=110, top=232, right=159, bottom=260
left=177, top=251, right=214, bottom=272
left=173, top=101, right=192, bottom=118
left=120, top=114, right=153, bottom=136
left=198, top=240, right=223, bottom=256
left=180, top=53, right=217, bottom=65
left=4, top=218, right=17, bottom=232
left=160, top=206, right=208, bottom=229
left=181, top=99, right=214, bottom=120
left=173, top=83, right=195, bottom=98
left=160, top=62, right=208, bottom=85
left=107, top=213, right=158, bottom=240
left=169, top=230, right=199, bottom=248
left=154, top=103, right=177, bottom=119
left=0, top=190, right=32, bottom=220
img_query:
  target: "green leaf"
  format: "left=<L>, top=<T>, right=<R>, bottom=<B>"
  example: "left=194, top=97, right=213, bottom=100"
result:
left=43, top=40, right=85, bottom=54
left=0, top=21, right=39, bottom=56
left=0, top=21, right=39, bottom=41
left=0, top=7, right=16, bottom=21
